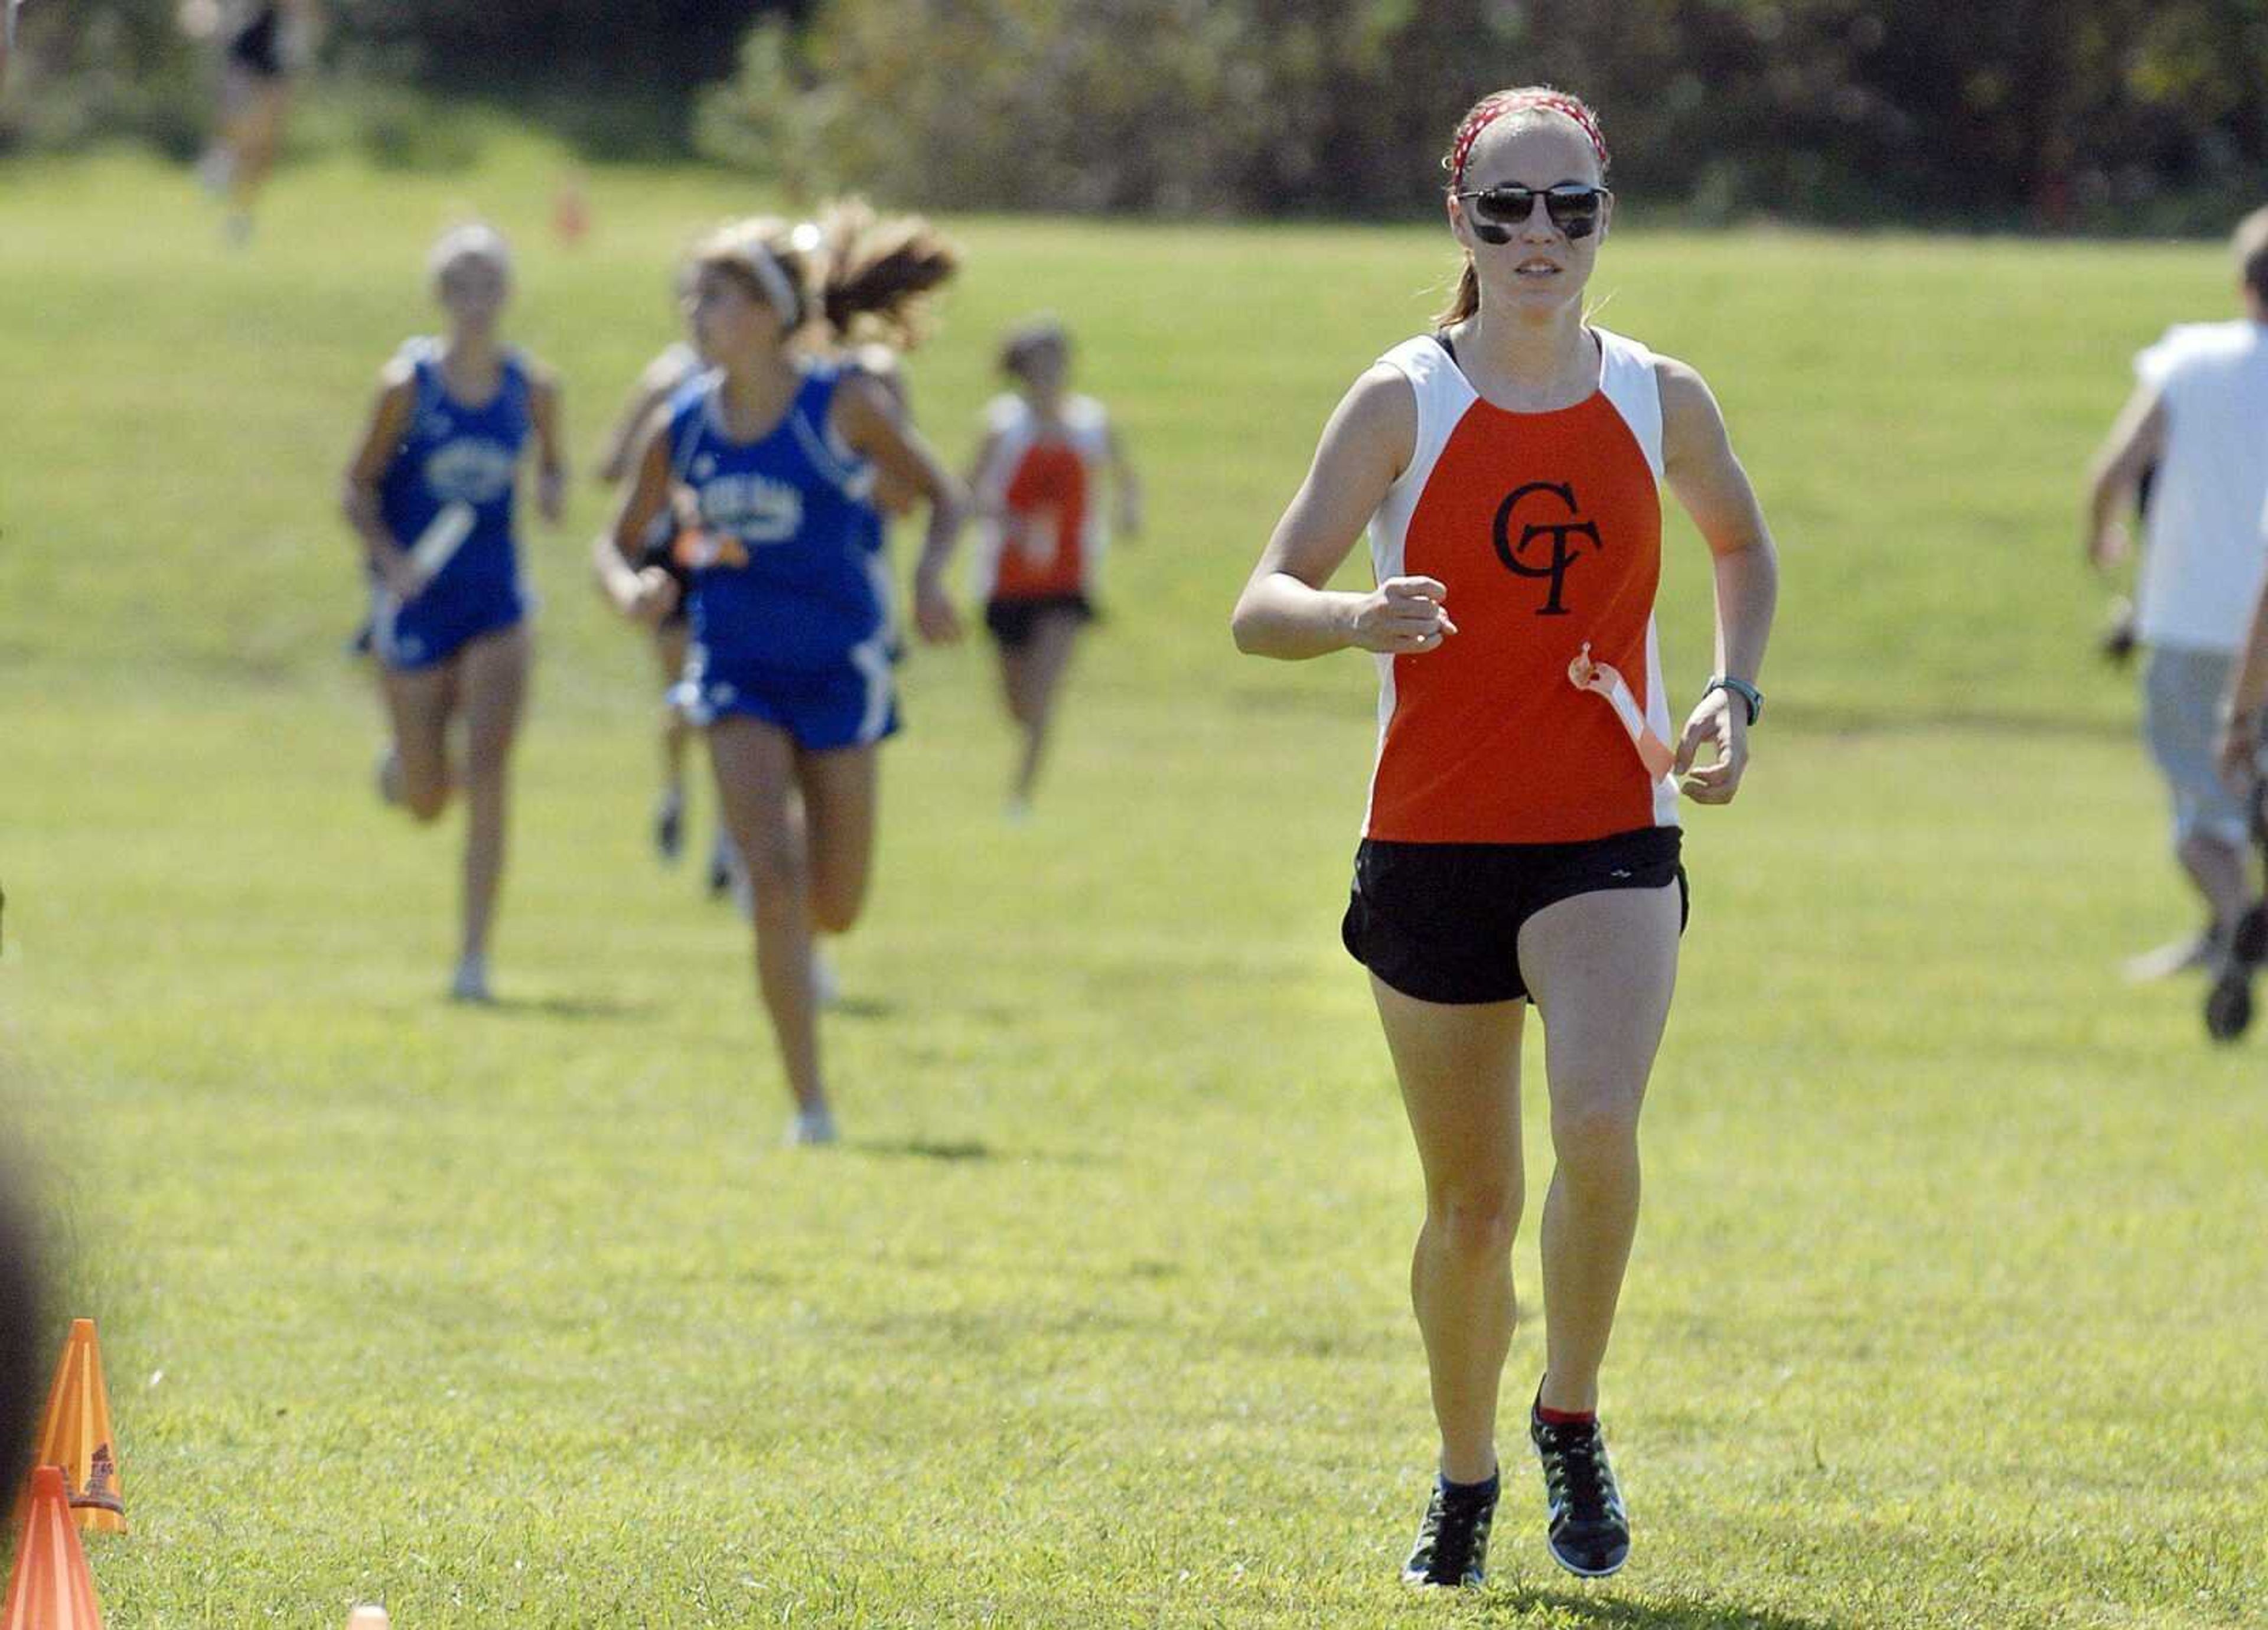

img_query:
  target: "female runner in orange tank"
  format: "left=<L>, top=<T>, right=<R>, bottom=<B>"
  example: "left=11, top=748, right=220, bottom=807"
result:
left=1233, top=87, right=1778, bottom=1588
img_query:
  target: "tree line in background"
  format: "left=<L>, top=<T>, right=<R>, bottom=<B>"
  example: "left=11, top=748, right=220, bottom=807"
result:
left=708, top=0, right=2268, bottom=230
left=0, top=0, right=793, bottom=161
left=10, top=0, right=2268, bottom=231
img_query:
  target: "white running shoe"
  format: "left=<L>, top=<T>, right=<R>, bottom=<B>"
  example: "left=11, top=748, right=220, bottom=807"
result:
left=811, top=947, right=841, bottom=1008
left=449, top=957, right=493, bottom=1005
left=196, top=145, right=236, bottom=197
left=2123, top=930, right=2217, bottom=984
left=786, top=1105, right=838, bottom=1147
left=375, top=747, right=404, bottom=807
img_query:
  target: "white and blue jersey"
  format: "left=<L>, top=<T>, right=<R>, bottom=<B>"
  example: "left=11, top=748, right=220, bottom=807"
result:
left=372, top=338, right=533, bottom=670
left=846, top=470, right=901, bottom=663
left=664, top=361, right=898, bottom=750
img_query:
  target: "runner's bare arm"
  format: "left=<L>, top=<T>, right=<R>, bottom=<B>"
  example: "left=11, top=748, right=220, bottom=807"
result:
left=2216, top=579, right=2268, bottom=787
left=1107, top=420, right=1143, bottom=539
left=963, top=426, right=1003, bottom=514
left=342, top=362, right=420, bottom=598
left=1659, top=356, right=1778, bottom=801
left=1233, top=366, right=1455, bottom=660
left=529, top=366, right=567, bottom=524
left=2084, top=384, right=2166, bottom=570
left=836, top=373, right=968, bottom=644
left=596, top=405, right=679, bottom=624
left=597, top=350, right=693, bottom=484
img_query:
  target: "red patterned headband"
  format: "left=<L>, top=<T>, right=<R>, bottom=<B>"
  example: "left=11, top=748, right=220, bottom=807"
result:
left=1448, top=92, right=1609, bottom=188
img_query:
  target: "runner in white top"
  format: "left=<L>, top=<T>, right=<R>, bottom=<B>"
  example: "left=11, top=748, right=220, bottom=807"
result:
left=966, top=319, right=1141, bottom=817
left=2084, top=206, right=2268, bottom=992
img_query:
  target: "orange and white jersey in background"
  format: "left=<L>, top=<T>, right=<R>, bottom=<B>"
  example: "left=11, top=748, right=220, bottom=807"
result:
left=1363, top=329, right=1679, bottom=845
left=971, top=393, right=1113, bottom=601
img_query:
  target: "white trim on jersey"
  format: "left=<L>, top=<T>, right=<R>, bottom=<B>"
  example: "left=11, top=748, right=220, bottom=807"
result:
left=1596, top=328, right=1666, bottom=480
left=968, top=404, right=1033, bottom=602
left=369, top=585, right=402, bottom=667
left=1366, top=337, right=1475, bottom=575
left=1603, top=330, right=1679, bottom=827
left=849, top=632, right=895, bottom=745
left=1644, top=615, right=1680, bottom=827
left=787, top=403, right=866, bottom=495
left=1362, top=337, right=1474, bottom=833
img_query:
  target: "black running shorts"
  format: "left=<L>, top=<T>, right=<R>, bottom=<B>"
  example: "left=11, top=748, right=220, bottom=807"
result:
left=228, top=5, right=287, bottom=80
left=1342, top=826, right=1687, bottom=1006
left=984, top=593, right=1095, bottom=651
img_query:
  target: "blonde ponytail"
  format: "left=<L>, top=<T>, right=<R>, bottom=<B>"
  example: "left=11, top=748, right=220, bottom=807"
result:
left=1434, top=256, right=1480, bottom=329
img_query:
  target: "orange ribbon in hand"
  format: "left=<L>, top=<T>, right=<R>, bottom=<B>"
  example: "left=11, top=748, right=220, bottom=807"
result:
left=1568, top=643, right=1676, bottom=781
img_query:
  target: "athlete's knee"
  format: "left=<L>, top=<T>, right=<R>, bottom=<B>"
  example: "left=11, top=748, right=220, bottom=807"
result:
left=402, top=783, right=450, bottom=824
left=1549, top=1088, right=1644, bottom=1173
left=1426, top=1179, right=1522, bottom=1260
left=810, top=881, right=866, bottom=937
left=461, top=735, right=514, bottom=785
left=742, top=828, right=807, bottom=898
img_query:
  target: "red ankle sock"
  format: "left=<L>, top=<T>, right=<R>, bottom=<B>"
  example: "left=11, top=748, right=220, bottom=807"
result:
left=1536, top=1401, right=1596, bottom=1427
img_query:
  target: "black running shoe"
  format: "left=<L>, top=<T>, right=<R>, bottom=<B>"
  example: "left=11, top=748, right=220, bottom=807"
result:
left=1530, top=1401, right=1630, bottom=1578
left=2234, top=901, right=2268, bottom=970
left=2206, top=961, right=2254, bottom=1042
left=1400, top=1474, right=1497, bottom=1589
left=654, top=790, right=685, bottom=865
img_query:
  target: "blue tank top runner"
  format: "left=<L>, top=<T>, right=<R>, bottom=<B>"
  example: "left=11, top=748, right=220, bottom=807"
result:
left=377, top=337, right=532, bottom=615
left=662, top=360, right=891, bottom=676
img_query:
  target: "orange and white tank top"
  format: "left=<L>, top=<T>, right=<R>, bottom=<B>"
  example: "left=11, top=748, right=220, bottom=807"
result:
left=1363, top=328, right=1678, bottom=845
left=972, top=393, right=1112, bottom=602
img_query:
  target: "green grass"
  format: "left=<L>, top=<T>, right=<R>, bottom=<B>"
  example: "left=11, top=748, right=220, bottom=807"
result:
left=2, top=133, right=2263, bottom=1626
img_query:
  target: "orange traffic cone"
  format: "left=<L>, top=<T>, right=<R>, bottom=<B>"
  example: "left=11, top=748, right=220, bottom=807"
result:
left=2, top=1467, right=104, bottom=1629
left=23, top=1323, right=123, bottom=1533
left=553, top=174, right=589, bottom=247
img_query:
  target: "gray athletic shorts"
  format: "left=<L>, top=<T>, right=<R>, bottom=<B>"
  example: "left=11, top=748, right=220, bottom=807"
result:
left=2145, top=646, right=2249, bottom=847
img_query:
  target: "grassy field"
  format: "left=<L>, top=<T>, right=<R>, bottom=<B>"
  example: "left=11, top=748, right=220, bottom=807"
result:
left=2, top=134, right=2264, bottom=1627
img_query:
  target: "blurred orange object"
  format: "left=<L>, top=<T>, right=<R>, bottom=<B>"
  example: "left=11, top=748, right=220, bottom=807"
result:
left=3, top=1466, right=105, bottom=1629
left=22, top=1322, right=124, bottom=1534
left=554, top=177, right=590, bottom=247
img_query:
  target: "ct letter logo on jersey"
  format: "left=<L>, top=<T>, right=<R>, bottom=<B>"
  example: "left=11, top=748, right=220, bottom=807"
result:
left=1492, top=482, right=1602, bottom=617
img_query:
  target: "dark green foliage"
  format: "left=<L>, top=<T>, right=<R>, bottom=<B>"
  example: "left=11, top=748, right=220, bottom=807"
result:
left=699, top=0, right=2268, bottom=227
left=1, top=0, right=799, bottom=159
left=9, top=0, right=2268, bottom=226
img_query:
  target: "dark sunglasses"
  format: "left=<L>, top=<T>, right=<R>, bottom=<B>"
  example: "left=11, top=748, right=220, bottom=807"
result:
left=1457, top=184, right=1610, bottom=243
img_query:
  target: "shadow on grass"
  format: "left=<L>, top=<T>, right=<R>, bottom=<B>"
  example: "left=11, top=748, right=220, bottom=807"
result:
left=847, top=1137, right=1109, bottom=1166
left=849, top=1137, right=999, bottom=1162
left=462, top=993, right=659, bottom=1022
left=825, top=996, right=898, bottom=1021
left=1477, top=1587, right=1834, bottom=1630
